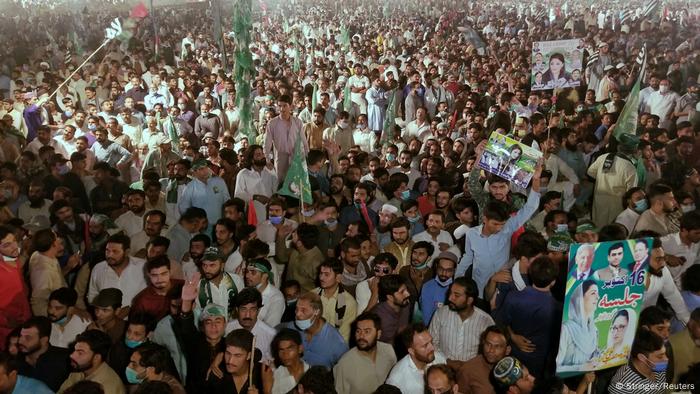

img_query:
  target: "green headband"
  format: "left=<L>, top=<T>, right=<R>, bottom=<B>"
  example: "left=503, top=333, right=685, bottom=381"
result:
left=249, top=262, right=274, bottom=285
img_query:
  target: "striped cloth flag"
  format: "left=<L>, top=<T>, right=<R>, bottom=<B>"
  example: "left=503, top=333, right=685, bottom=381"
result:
left=613, top=43, right=647, bottom=139
left=534, top=8, right=548, bottom=22
left=64, top=50, right=72, bottom=66
left=585, top=49, right=599, bottom=69
left=642, top=0, right=660, bottom=20
left=620, top=9, right=635, bottom=25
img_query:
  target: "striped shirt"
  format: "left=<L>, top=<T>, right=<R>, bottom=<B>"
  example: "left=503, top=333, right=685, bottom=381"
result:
left=429, top=305, right=494, bottom=361
left=608, top=364, right=666, bottom=394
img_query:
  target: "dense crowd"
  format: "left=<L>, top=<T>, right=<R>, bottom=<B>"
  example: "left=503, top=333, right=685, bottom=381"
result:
left=0, top=0, right=699, bottom=393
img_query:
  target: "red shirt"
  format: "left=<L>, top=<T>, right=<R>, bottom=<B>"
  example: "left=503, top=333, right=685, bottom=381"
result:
left=131, top=279, right=184, bottom=321
left=0, top=260, right=31, bottom=350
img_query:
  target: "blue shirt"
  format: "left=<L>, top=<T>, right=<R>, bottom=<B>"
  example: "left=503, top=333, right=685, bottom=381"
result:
left=419, top=279, right=450, bottom=325
left=13, top=375, right=54, bottom=394
left=178, top=176, right=231, bottom=224
left=457, top=190, right=540, bottom=297
left=91, top=140, right=132, bottom=167
left=495, top=286, right=561, bottom=378
left=280, top=322, right=348, bottom=369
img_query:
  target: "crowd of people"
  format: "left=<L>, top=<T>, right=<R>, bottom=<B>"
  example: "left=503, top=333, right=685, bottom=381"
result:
left=0, top=0, right=699, bottom=393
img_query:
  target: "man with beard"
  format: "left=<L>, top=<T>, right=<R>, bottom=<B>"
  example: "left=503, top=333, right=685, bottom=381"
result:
left=164, top=159, right=192, bottom=227
left=383, top=217, right=414, bottom=271
left=16, top=317, right=70, bottom=391
left=640, top=236, right=691, bottom=325
left=334, top=312, right=397, bottom=394
left=386, top=322, right=446, bottom=394
left=193, top=247, right=243, bottom=320
left=243, top=257, right=284, bottom=327
left=43, top=154, right=91, bottom=211
left=370, top=274, right=411, bottom=345
left=456, top=325, right=512, bottom=394
left=303, top=107, right=327, bottom=150
left=179, top=158, right=231, bottom=229
left=412, top=211, right=454, bottom=260
left=90, top=162, right=130, bottom=215
left=58, top=329, right=125, bottom=394
left=633, top=183, right=678, bottom=236
left=328, top=174, right=351, bottom=210
left=339, top=183, right=378, bottom=229
left=115, top=189, right=147, bottom=237
left=420, top=251, right=458, bottom=325
left=234, top=144, right=278, bottom=225
left=376, top=204, right=399, bottom=250
left=181, top=233, right=211, bottom=278
left=49, top=199, right=88, bottom=257
left=337, top=237, right=370, bottom=298
left=429, top=277, right=494, bottom=361
left=17, top=180, right=51, bottom=222
left=88, top=288, right=126, bottom=345
left=398, top=241, right=435, bottom=315
left=389, top=151, right=421, bottom=189
left=223, top=287, right=276, bottom=361
left=88, top=234, right=147, bottom=317
left=130, top=210, right=166, bottom=257
left=131, top=255, right=184, bottom=321
left=47, top=287, right=91, bottom=348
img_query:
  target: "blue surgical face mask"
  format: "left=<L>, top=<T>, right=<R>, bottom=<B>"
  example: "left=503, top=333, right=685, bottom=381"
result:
left=125, top=366, right=144, bottom=384
left=407, top=215, right=420, bottom=224
left=295, top=315, right=315, bottom=330
left=635, top=199, right=648, bottom=212
left=269, top=216, right=283, bottom=225
left=651, top=359, right=668, bottom=373
left=401, top=190, right=411, bottom=201
left=556, top=224, right=569, bottom=233
left=58, top=164, right=70, bottom=175
left=64, top=111, right=73, bottom=117
left=124, top=338, right=145, bottom=349
left=302, top=209, right=315, bottom=217
left=386, top=153, right=396, bottom=162
left=435, top=277, right=453, bottom=287
left=324, top=218, right=337, bottom=227
left=413, top=261, right=429, bottom=270
left=54, top=315, right=68, bottom=325
left=88, top=124, right=97, bottom=131
left=286, top=298, right=297, bottom=306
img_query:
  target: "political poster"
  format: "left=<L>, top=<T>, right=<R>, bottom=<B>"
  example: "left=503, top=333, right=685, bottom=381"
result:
left=531, top=39, right=584, bottom=91
left=478, top=131, right=542, bottom=189
left=555, top=238, right=651, bottom=377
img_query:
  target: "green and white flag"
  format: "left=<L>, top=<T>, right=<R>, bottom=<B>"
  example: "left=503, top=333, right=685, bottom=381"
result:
left=381, top=89, right=398, bottom=146
left=613, top=44, right=647, bottom=139
left=343, top=82, right=352, bottom=113
left=279, top=136, right=312, bottom=204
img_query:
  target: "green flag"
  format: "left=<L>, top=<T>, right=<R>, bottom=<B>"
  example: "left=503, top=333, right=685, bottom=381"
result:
left=311, top=81, right=318, bottom=112
left=293, top=47, right=301, bottom=73
left=343, top=82, right=352, bottom=113
left=614, top=44, right=647, bottom=139
left=381, top=89, right=397, bottom=146
left=279, top=136, right=312, bottom=204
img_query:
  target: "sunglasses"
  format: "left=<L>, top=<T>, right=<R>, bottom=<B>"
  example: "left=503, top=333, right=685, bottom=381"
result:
left=374, top=266, right=391, bottom=274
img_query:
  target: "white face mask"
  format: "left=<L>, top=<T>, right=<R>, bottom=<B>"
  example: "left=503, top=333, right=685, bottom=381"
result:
left=659, top=85, right=669, bottom=93
left=339, top=120, right=349, bottom=129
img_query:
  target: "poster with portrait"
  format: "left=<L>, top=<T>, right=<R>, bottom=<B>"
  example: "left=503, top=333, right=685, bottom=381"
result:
left=478, top=131, right=542, bottom=189
left=555, top=238, right=651, bottom=377
left=531, top=39, right=584, bottom=91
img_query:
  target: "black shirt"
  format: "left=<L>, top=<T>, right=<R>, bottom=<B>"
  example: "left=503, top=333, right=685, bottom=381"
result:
left=17, top=346, right=71, bottom=392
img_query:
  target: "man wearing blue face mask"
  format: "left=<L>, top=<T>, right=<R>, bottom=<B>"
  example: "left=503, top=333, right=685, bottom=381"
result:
left=107, top=313, right=153, bottom=385
left=609, top=329, right=669, bottom=394
left=279, top=291, right=348, bottom=369
left=419, top=251, right=457, bottom=325
left=48, top=287, right=91, bottom=349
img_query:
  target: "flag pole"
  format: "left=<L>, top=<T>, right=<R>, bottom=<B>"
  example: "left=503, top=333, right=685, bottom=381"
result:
left=298, top=181, right=305, bottom=223
left=47, top=39, right=111, bottom=102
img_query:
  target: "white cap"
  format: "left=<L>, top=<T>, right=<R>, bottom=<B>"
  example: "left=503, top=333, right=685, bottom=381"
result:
left=604, top=65, right=615, bottom=71
left=380, top=204, right=399, bottom=215
left=616, top=62, right=625, bottom=69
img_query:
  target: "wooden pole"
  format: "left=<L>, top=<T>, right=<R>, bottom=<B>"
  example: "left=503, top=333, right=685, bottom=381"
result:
left=47, top=39, right=111, bottom=102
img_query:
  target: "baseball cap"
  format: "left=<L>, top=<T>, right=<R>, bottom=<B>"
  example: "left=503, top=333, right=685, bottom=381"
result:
left=200, top=303, right=227, bottom=322
left=576, top=220, right=598, bottom=234
left=191, top=159, right=209, bottom=170
left=547, top=233, right=573, bottom=253
left=437, top=251, right=459, bottom=265
left=202, top=246, right=224, bottom=261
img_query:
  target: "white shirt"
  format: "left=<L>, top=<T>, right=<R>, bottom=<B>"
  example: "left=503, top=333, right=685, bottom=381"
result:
left=234, top=167, right=278, bottom=201
left=615, top=208, right=640, bottom=235
left=428, top=305, right=495, bottom=361
left=648, top=90, right=679, bottom=123
left=272, top=362, right=309, bottom=394
left=353, top=127, right=377, bottom=154
left=50, top=315, right=92, bottom=348
left=402, top=119, right=430, bottom=141
left=347, top=75, right=370, bottom=104
left=355, top=278, right=373, bottom=313
left=194, top=274, right=244, bottom=314
left=225, top=319, right=276, bottom=361
left=114, top=210, right=145, bottom=237
left=644, top=266, right=690, bottom=324
left=259, top=283, right=285, bottom=327
left=88, top=258, right=148, bottom=306
left=412, top=230, right=455, bottom=260
left=660, top=232, right=700, bottom=288
left=257, top=219, right=298, bottom=257
left=385, top=352, right=447, bottom=394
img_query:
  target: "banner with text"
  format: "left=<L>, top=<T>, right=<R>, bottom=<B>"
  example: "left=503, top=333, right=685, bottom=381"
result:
left=531, top=39, right=583, bottom=90
left=555, top=238, right=651, bottom=377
